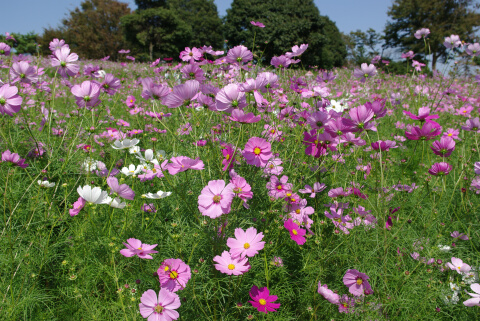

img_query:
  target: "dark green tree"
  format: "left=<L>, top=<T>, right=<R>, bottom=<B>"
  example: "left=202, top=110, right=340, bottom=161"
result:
left=343, top=28, right=381, bottom=65
left=0, top=32, right=38, bottom=55
left=168, top=0, right=223, bottom=49
left=223, top=0, right=346, bottom=69
left=383, top=0, right=480, bottom=70
left=121, top=7, right=192, bottom=60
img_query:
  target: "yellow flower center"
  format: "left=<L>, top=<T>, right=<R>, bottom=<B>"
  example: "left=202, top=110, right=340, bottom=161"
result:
left=154, top=305, right=164, bottom=313
left=286, top=192, right=292, bottom=197
left=169, top=271, right=178, bottom=279
left=295, top=209, right=301, bottom=214
left=270, top=129, right=275, bottom=134
left=137, top=247, right=142, bottom=250
left=259, top=299, right=267, bottom=306
left=292, top=229, right=298, bottom=235
left=448, top=133, right=452, bottom=136
left=356, top=278, right=363, bottom=285
left=276, top=185, right=283, bottom=190
left=254, top=147, right=261, bottom=155
left=213, top=195, right=221, bottom=203
left=164, top=266, right=170, bottom=272
left=226, top=154, right=230, bottom=160
left=244, top=243, right=250, bottom=249
left=227, top=264, right=235, bottom=270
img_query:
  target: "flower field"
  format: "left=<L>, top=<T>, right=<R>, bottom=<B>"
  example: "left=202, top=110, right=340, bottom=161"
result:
left=1, top=35, right=480, bottom=320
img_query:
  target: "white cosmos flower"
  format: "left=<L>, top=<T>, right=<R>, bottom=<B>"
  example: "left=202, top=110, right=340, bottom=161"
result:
left=121, top=164, right=142, bottom=176
left=77, top=185, right=110, bottom=204
left=136, top=149, right=159, bottom=165
left=112, top=138, right=140, bottom=150
left=129, top=145, right=141, bottom=154
left=438, top=244, right=451, bottom=252
left=82, top=157, right=98, bottom=171
left=142, top=190, right=172, bottom=199
left=109, top=197, right=126, bottom=209
left=38, top=180, right=55, bottom=188
left=326, top=99, right=348, bottom=113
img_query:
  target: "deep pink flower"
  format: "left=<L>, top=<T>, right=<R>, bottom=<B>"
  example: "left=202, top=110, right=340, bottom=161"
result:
left=51, top=47, right=79, bottom=78
left=250, top=21, right=265, bottom=28
left=157, top=258, right=191, bottom=292
left=107, top=177, right=135, bottom=200
left=431, top=136, right=455, bottom=157
left=266, top=175, right=292, bottom=199
left=69, top=196, right=86, bottom=216
left=1, top=150, right=28, bottom=168
left=120, top=238, right=158, bottom=259
left=243, top=137, right=272, bottom=167
left=370, top=140, right=397, bottom=151
left=139, top=288, right=180, bottom=321
left=343, top=269, right=373, bottom=296
left=213, top=250, right=249, bottom=275
left=404, top=107, right=439, bottom=122
left=249, top=286, right=281, bottom=314
left=284, top=219, right=306, bottom=245
left=71, top=80, right=101, bottom=109
left=226, top=45, right=253, bottom=64
left=428, top=162, right=452, bottom=176
left=227, top=227, right=265, bottom=258
left=126, top=95, right=136, bottom=108
left=222, top=144, right=239, bottom=171
left=100, top=73, right=121, bottom=95
left=342, top=105, right=376, bottom=132
left=443, top=128, right=460, bottom=140
left=229, top=171, right=253, bottom=206
left=166, top=156, right=204, bottom=175
left=325, top=207, right=354, bottom=234
left=198, top=180, right=235, bottom=219
left=405, top=121, right=442, bottom=140
left=317, top=282, right=340, bottom=304
left=0, top=84, right=22, bottom=116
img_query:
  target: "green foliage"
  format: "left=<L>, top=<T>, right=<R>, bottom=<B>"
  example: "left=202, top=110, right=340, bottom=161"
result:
left=383, top=0, right=480, bottom=70
left=0, top=32, right=38, bottom=55
left=343, top=28, right=381, bottom=66
left=121, top=7, right=192, bottom=61
left=223, top=0, right=346, bottom=69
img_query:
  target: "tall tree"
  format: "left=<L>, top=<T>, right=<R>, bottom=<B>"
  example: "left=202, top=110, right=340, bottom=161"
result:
left=62, top=0, right=131, bottom=60
left=223, top=0, right=346, bottom=69
left=383, top=0, right=480, bottom=70
left=343, top=29, right=381, bottom=65
left=0, top=32, right=38, bottom=55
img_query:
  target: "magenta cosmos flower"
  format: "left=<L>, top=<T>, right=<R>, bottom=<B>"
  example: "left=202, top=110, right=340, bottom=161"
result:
left=165, top=156, right=204, bottom=175
left=343, top=269, right=373, bottom=296
left=353, top=63, right=377, bottom=82
left=405, top=121, right=442, bottom=140
left=428, top=162, right=452, bottom=176
left=250, top=21, right=265, bottom=28
left=463, top=284, right=480, bottom=307
left=431, top=136, right=455, bottom=157
left=461, top=117, right=480, bottom=133
left=226, top=45, right=253, bottom=64
left=157, top=258, right=191, bottom=292
left=446, top=257, right=471, bottom=274
left=120, top=238, right=158, bottom=259
left=71, top=80, right=101, bottom=109
left=139, top=288, right=180, bottom=321
left=342, top=104, right=376, bottom=132
left=1, top=150, right=28, bottom=168
left=213, top=250, right=249, bottom=275
left=227, top=227, right=265, bottom=258
left=404, top=107, right=439, bottom=122
left=215, top=83, right=247, bottom=112
left=0, top=84, right=22, bottom=116
left=249, top=286, right=281, bottom=314
left=198, top=180, right=235, bottom=219
left=284, top=219, right=306, bottom=245
left=243, top=137, right=272, bottom=167
left=51, top=47, right=79, bottom=78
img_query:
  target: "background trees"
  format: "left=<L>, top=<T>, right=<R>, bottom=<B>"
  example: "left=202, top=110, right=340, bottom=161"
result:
left=223, top=0, right=346, bottom=69
left=383, top=0, right=480, bottom=70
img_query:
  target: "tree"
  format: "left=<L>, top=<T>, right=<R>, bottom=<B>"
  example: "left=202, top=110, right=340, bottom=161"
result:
left=0, top=32, right=38, bottom=55
left=169, top=0, right=223, bottom=49
left=343, top=29, right=381, bottom=66
left=121, top=7, right=192, bottom=61
left=383, top=0, right=480, bottom=70
left=39, top=0, right=131, bottom=60
left=223, top=0, right=346, bottom=69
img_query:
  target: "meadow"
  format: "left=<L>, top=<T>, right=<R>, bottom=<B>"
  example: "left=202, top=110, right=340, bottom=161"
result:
left=0, top=35, right=480, bottom=320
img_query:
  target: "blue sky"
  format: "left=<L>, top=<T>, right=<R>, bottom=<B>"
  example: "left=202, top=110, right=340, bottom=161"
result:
left=0, top=0, right=390, bottom=36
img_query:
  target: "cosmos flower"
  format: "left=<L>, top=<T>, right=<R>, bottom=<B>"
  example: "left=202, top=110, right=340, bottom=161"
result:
left=249, top=286, right=281, bottom=314
left=198, top=180, right=234, bottom=219
left=77, top=185, right=111, bottom=205
left=213, top=250, right=249, bottom=275
left=284, top=219, right=306, bottom=245
left=343, top=269, right=373, bottom=296
left=0, top=84, right=22, bottom=116
left=120, top=238, right=158, bottom=259
left=227, top=227, right=265, bottom=259
left=242, top=137, right=272, bottom=167
left=51, top=47, right=79, bottom=78
left=157, top=258, right=191, bottom=292
left=138, top=288, right=181, bottom=321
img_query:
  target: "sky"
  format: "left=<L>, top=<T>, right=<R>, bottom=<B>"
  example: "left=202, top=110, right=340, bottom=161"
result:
left=0, top=0, right=391, bottom=36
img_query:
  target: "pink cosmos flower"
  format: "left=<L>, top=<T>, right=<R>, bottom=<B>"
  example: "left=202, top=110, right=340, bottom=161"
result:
left=163, top=80, right=199, bottom=108
left=428, top=162, right=452, bottom=176
left=1, top=150, right=28, bottom=168
left=243, top=137, right=272, bottom=167
left=412, top=60, right=425, bottom=71
left=100, top=73, right=121, bottom=95
left=465, top=43, right=480, bottom=56
left=443, top=128, right=460, bottom=140
left=263, top=157, right=283, bottom=176
left=157, top=258, right=191, bottom=292
left=107, top=177, right=135, bottom=200
left=215, top=83, right=247, bottom=112
left=270, top=55, right=292, bottom=69
left=353, top=63, right=377, bottom=82
left=166, top=156, right=204, bottom=175
left=49, top=39, right=68, bottom=51
left=342, top=105, right=376, bottom=132
left=284, top=219, right=306, bottom=245
left=141, top=78, right=170, bottom=100
left=325, top=207, right=354, bottom=234
left=126, top=95, right=136, bottom=108
left=451, top=231, right=469, bottom=240
left=370, top=140, right=397, bottom=151
left=474, top=162, right=480, bottom=175
left=285, top=44, right=308, bottom=58
left=463, top=283, right=480, bottom=307
left=69, top=196, right=86, bottom=216
left=338, top=294, right=355, bottom=313
left=179, top=47, right=202, bottom=62
left=120, top=238, right=158, bottom=259
left=249, top=286, right=281, bottom=314
left=0, top=42, right=11, bottom=55
left=0, top=84, right=22, bottom=116
left=213, top=250, right=249, bottom=275
left=221, top=144, right=240, bottom=171
left=198, top=180, right=235, bottom=219
left=227, top=227, right=265, bottom=258
left=431, top=136, right=455, bottom=157
left=401, top=50, right=415, bottom=59
left=250, top=21, right=265, bottom=28
left=51, top=47, right=79, bottom=78
left=71, top=80, right=101, bottom=109
left=404, top=107, right=439, bottom=122
left=317, top=282, right=340, bottom=304
left=226, top=45, right=253, bottom=64
left=229, top=109, right=261, bottom=123
left=462, top=117, right=480, bottom=133
left=446, top=257, right=471, bottom=274
left=414, top=28, right=430, bottom=39
left=444, top=35, right=462, bottom=49
left=266, top=175, right=292, bottom=199
left=343, top=269, right=373, bottom=296
left=10, top=61, right=38, bottom=84
left=405, top=121, right=442, bottom=140
left=229, top=172, right=253, bottom=207
left=139, top=288, right=180, bottom=321
left=181, top=63, right=205, bottom=81
left=298, top=182, right=326, bottom=198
